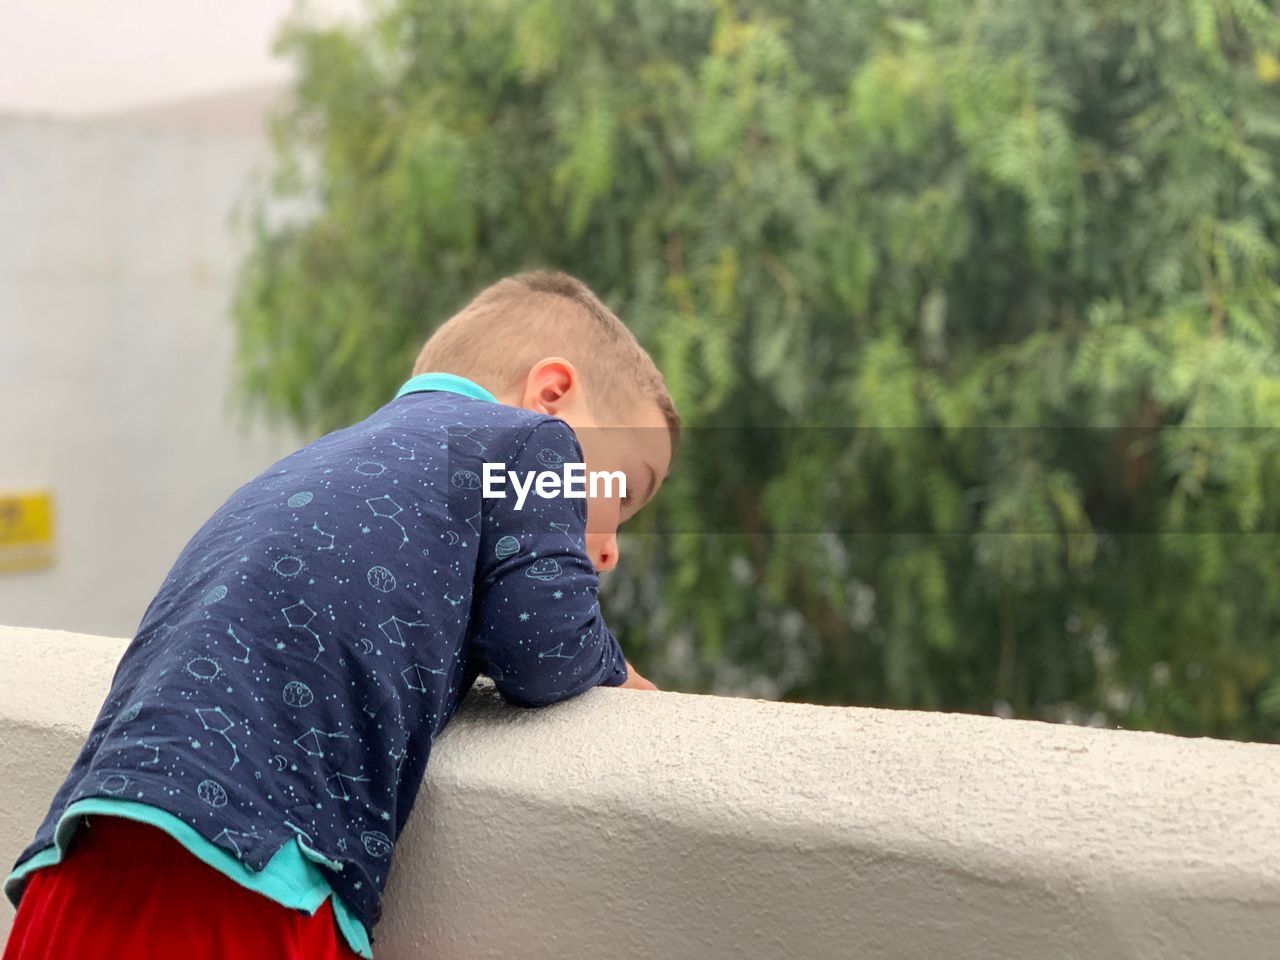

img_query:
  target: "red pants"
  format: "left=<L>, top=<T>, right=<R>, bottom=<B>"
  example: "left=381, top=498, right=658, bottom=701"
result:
left=4, top=816, right=360, bottom=960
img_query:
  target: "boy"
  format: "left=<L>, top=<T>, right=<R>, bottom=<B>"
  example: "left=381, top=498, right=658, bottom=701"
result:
left=3, top=272, right=677, bottom=959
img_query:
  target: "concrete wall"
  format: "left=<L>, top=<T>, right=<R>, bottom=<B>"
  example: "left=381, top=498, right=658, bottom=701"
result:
left=1, top=625, right=1278, bottom=958
left=0, top=112, right=301, bottom=638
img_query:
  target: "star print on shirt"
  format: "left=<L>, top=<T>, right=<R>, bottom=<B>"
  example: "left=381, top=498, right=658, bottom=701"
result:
left=518, top=612, right=530, bottom=622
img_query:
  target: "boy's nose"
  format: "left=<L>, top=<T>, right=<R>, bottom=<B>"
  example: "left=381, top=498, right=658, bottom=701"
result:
left=594, top=533, right=619, bottom=572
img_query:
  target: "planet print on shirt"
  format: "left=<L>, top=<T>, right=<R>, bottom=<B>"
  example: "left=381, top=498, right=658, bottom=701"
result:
left=101, top=774, right=130, bottom=796
left=495, top=536, right=521, bottom=559
left=197, top=779, right=228, bottom=808
left=361, top=830, right=392, bottom=859
left=367, top=565, right=397, bottom=593
left=273, top=555, right=305, bottom=578
left=525, top=558, right=562, bottom=581
left=186, top=656, right=222, bottom=681
left=282, top=681, right=314, bottom=708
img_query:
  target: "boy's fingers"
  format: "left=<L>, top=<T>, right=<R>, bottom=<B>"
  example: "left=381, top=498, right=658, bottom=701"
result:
left=620, top=661, right=659, bottom=691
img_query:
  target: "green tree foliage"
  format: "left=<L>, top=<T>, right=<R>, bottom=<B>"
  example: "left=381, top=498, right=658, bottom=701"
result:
left=235, top=0, right=1280, bottom=739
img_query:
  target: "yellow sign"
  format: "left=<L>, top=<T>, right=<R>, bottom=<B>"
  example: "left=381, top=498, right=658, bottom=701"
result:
left=0, top=490, right=55, bottom=573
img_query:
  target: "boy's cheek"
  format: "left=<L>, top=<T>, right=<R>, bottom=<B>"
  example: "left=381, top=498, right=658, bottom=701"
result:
left=583, top=495, right=621, bottom=535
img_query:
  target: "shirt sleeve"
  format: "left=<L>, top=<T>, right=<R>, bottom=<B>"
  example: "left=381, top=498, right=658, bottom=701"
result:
left=468, top=418, right=629, bottom=708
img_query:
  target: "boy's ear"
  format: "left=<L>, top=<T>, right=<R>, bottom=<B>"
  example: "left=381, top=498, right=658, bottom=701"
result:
left=521, top=358, right=579, bottom=415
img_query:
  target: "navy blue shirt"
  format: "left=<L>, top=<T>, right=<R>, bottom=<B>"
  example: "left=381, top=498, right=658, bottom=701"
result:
left=8, top=376, right=629, bottom=942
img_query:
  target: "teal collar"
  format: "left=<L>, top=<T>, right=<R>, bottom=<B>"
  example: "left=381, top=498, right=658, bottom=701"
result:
left=395, top=372, right=498, bottom=404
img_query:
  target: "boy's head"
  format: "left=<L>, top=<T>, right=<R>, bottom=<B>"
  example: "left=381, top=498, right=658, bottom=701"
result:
left=413, top=271, right=679, bottom=572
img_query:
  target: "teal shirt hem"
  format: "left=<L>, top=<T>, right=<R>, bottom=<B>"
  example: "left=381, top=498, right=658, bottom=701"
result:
left=395, top=372, right=498, bottom=404
left=4, top=800, right=372, bottom=959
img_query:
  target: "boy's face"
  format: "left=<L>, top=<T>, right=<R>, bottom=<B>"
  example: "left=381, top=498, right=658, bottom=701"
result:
left=508, top=359, right=673, bottom=572
left=570, top=399, right=673, bottom=572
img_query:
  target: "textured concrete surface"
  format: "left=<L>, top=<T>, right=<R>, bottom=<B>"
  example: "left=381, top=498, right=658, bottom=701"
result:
left=2, top=624, right=1279, bottom=958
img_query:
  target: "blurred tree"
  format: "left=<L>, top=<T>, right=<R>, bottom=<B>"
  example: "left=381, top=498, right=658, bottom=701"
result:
left=235, top=0, right=1280, bottom=739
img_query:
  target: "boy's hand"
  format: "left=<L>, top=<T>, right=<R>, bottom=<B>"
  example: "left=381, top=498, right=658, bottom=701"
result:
left=619, top=660, right=659, bottom=691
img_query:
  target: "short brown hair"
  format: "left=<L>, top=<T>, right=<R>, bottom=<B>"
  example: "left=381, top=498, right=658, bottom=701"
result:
left=413, top=272, right=679, bottom=440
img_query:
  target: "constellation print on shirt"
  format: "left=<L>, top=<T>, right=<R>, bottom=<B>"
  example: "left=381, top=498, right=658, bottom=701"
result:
left=281, top=600, right=325, bottom=660
left=378, top=616, right=430, bottom=649
left=214, top=826, right=263, bottom=857
left=195, top=707, right=240, bottom=769
left=442, top=423, right=488, bottom=456
left=293, top=727, right=349, bottom=758
left=549, top=521, right=584, bottom=547
left=401, top=663, right=445, bottom=691
left=388, top=438, right=416, bottom=461
left=366, top=496, right=409, bottom=548
left=136, top=742, right=161, bottom=767
left=226, top=624, right=251, bottom=664
left=327, top=771, right=373, bottom=801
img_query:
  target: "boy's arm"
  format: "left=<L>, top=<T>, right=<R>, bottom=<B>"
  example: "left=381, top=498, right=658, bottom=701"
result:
left=469, top=419, right=642, bottom=707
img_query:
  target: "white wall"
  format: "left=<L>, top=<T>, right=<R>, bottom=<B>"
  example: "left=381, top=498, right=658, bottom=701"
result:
left=2, top=625, right=1279, bottom=959
left=0, top=1, right=362, bottom=117
left=0, top=113, right=302, bottom=637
